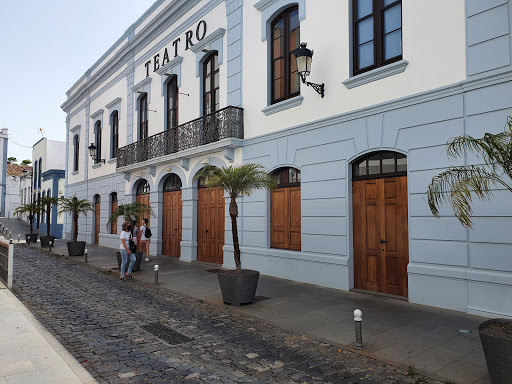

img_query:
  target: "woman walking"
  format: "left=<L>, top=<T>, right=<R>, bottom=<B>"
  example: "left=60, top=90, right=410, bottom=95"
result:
left=140, top=218, right=151, bottom=262
left=119, top=221, right=136, bottom=280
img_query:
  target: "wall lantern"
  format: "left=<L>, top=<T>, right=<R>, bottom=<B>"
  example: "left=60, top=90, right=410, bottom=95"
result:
left=88, top=143, right=105, bottom=164
left=294, top=42, right=324, bottom=98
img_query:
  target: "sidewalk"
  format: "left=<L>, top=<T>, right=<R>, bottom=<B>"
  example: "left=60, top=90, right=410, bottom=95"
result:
left=0, top=281, right=97, bottom=384
left=4, top=218, right=491, bottom=384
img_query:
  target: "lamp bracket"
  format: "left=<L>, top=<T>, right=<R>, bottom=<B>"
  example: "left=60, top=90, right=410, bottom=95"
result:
left=300, top=74, right=324, bottom=98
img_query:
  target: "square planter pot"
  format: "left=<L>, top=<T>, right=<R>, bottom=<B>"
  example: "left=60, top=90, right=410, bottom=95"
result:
left=478, top=318, right=512, bottom=384
left=116, top=251, right=143, bottom=273
left=25, top=234, right=38, bottom=243
left=217, top=270, right=260, bottom=306
left=40, top=236, right=56, bottom=247
left=67, top=241, right=86, bottom=256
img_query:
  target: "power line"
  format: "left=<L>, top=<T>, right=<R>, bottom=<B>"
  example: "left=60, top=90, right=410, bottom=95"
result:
left=8, top=138, right=33, bottom=149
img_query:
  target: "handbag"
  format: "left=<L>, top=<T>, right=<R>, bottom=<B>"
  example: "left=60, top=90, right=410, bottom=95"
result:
left=128, top=239, right=137, bottom=254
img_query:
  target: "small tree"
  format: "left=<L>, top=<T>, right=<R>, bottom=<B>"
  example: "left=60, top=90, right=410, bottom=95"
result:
left=14, top=202, right=40, bottom=234
left=193, top=164, right=276, bottom=272
left=427, top=116, right=512, bottom=228
left=21, top=159, right=32, bottom=166
left=7, top=157, right=17, bottom=164
left=58, top=196, right=94, bottom=242
left=39, top=196, right=59, bottom=237
left=106, top=201, right=154, bottom=230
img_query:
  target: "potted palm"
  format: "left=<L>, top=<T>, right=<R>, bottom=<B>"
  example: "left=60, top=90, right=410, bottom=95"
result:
left=193, top=164, right=276, bottom=306
left=58, top=196, right=93, bottom=256
left=107, top=201, right=154, bottom=272
left=14, top=202, right=40, bottom=243
left=38, top=195, right=59, bottom=247
left=427, top=116, right=512, bottom=384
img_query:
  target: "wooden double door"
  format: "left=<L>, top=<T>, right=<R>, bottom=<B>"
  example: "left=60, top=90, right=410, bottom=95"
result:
left=197, top=187, right=225, bottom=264
left=162, top=190, right=182, bottom=257
left=353, top=176, right=409, bottom=297
left=136, top=193, right=150, bottom=250
left=94, top=203, right=100, bottom=244
left=270, top=186, right=301, bottom=251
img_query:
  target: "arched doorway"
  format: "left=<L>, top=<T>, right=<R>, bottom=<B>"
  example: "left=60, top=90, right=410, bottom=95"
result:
left=93, top=195, right=101, bottom=244
left=135, top=180, right=151, bottom=250
left=352, top=151, right=409, bottom=297
left=197, top=175, right=225, bottom=264
left=270, top=167, right=301, bottom=251
left=162, top=174, right=182, bottom=257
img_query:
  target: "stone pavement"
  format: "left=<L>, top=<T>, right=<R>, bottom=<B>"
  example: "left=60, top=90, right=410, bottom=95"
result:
left=2, top=218, right=491, bottom=383
left=0, top=280, right=97, bottom=384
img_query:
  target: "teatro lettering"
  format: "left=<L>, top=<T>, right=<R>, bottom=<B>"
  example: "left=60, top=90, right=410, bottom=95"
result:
left=144, top=20, right=207, bottom=77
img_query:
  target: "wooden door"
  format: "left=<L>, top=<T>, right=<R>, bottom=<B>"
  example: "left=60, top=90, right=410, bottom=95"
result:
left=136, top=194, right=150, bottom=250
left=271, top=186, right=301, bottom=251
left=94, top=203, right=100, bottom=244
left=162, top=190, right=182, bottom=257
left=111, top=201, right=118, bottom=235
left=353, top=177, right=409, bottom=297
left=197, top=187, right=225, bottom=264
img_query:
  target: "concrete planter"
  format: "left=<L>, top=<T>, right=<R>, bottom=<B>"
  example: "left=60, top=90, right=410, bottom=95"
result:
left=116, top=251, right=143, bottom=273
left=25, top=234, right=38, bottom=243
left=217, top=269, right=260, bottom=306
left=67, top=241, right=86, bottom=256
left=479, top=318, right=512, bottom=384
left=40, top=236, right=55, bottom=247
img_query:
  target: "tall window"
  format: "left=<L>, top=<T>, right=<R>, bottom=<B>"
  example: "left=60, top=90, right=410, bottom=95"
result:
left=270, top=167, right=301, bottom=251
left=94, top=121, right=102, bottom=164
left=110, top=192, right=118, bottom=234
left=73, top=135, right=79, bottom=172
left=353, top=0, right=402, bottom=75
left=111, top=111, right=119, bottom=159
left=38, top=157, right=42, bottom=189
left=33, top=160, right=38, bottom=188
left=271, top=7, right=300, bottom=104
left=203, top=52, right=219, bottom=115
left=139, top=94, right=149, bottom=140
left=167, top=76, right=179, bottom=130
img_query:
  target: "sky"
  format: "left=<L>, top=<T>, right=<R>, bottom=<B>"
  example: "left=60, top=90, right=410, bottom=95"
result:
left=0, top=0, right=155, bottom=163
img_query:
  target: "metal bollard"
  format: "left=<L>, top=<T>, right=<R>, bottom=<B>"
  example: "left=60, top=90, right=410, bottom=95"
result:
left=49, top=239, right=53, bottom=252
left=17, top=234, right=20, bottom=242
left=154, top=264, right=159, bottom=284
left=84, top=249, right=88, bottom=263
left=9, top=231, right=12, bottom=240
left=354, top=309, right=365, bottom=350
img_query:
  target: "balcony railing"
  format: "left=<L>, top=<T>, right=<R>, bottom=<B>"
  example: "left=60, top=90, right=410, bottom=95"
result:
left=117, top=106, right=244, bottom=168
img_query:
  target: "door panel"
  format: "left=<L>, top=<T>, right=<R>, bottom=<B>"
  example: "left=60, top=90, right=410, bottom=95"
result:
left=162, top=191, right=182, bottom=257
left=353, top=176, right=409, bottom=297
left=197, top=187, right=224, bottom=264
left=271, top=186, right=301, bottom=251
left=94, top=203, right=100, bottom=244
left=136, top=194, right=150, bottom=251
left=111, top=201, right=118, bottom=235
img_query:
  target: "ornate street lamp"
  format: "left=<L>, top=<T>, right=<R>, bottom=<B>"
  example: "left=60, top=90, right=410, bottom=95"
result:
left=88, top=143, right=105, bottom=164
left=294, top=42, right=325, bottom=98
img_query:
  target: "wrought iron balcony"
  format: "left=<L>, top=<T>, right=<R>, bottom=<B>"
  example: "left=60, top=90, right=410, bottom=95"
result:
left=116, top=106, right=244, bottom=169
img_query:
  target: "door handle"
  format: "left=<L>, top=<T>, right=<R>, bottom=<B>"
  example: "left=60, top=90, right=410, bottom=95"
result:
left=174, top=228, right=177, bottom=231
left=206, top=229, right=209, bottom=233
left=380, top=239, right=386, bottom=244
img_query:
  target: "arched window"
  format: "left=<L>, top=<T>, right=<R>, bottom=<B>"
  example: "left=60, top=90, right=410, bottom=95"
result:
left=111, top=111, right=119, bottom=159
left=136, top=180, right=150, bottom=195
left=271, top=6, right=300, bottom=104
left=33, top=160, right=38, bottom=188
left=41, top=190, right=46, bottom=223
left=94, top=195, right=101, bottom=204
left=352, top=151, right=407, bottom=180
left=94, top=121, right=102, bottom=164
left=167, top=76, right=179, bottom=130
left=270, top=167, right=301, bottom=251
left=203, top=52, right=219, bottom=115
left=73, top=134, right=79, bottom=172
left=110, top=192, right=118, bottom=234
left=163, top=174, right=182, bottom=191
left=38, top=157, right=42, bottom=189
left=139, top=94, right=149, bottom=140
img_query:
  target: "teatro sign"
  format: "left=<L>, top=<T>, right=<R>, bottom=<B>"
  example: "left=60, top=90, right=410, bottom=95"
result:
left=143, top=20, right=207, bottom=77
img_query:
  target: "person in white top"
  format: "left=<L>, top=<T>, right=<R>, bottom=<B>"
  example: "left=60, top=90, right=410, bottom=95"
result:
left=119, top=221, right=136, bottom=280
left=140, top=218, right=151, bottom=262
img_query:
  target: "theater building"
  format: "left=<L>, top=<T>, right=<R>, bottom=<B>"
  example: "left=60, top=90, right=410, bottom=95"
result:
left=61, top=0, right=512, bottom=318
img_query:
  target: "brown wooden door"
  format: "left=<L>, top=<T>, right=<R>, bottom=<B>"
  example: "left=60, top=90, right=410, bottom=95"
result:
left=136, top=194, right=150, bottom=250
left=162, top=190, right=182, bottom=257
left=94, top=203, right=100, bottom=244
left=197, top=187, right=225, bottom=264
left=111, top=201, right=118, bottom=235
left=271, top=186, right=301, bottom=251
left=353, top=176, right=409, bottom=297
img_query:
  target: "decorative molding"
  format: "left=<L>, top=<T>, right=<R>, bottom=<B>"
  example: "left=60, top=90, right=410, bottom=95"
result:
left=132, top=77, right=152, bottom=93
left=254, top=0, right=306, bottom=41
left=105, top=97, right=122, bottom=110
left=108, top=158, right=117, bottom=165
left=223, top=148, right=234, bottom=163
left=71, top=171, right=79, bottom=176
left=261, top=95, right=304, bottom=116
left=156, top=56, right=183, bottom=75
left=124, top=172, right=131, bottom=181
left=343, top=60, right=409, bottom=89
left=148, top=166, right=156, bottom=176
left=191, top=28, right=226, bottom=53
left=225, top=0, right=243, bottom=15
left=92, top=163, right=102, bottom=169
left=193, top=28, right=226, bottom=77
left=90, top=109, right=104, bottom=120
left=70, top=125, right=81, bottom=133
left=180, top=158, right=189, bottom=170
left=157, top=56, right=183, bottom=95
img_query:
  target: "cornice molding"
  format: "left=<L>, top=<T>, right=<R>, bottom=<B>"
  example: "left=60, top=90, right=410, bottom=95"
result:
left=90, top=109, right=104, bottom=120
left=156, top=56, right=183, bottom=75
left=261, top=95, right=304, bottom=115
left=70, top=125, right=81, bottom=133
left=342, top=60, right=409, bottom=89
left=105, top=97, right=122, bottom=110
left=191, top=28, right=226, bottom=53
left=132, top=77, right=152, bottom=93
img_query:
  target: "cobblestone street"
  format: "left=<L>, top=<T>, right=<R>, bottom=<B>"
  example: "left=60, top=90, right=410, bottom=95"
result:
left=12, top=245, right=444, bottom=384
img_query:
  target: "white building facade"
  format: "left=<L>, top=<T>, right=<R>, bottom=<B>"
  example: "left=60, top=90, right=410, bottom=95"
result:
left=62, top=0, right=512, bottom=318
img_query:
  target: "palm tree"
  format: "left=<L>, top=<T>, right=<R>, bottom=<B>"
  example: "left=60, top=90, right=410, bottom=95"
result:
left=193, top=164, right=276, bottom=272
left=427, top=116, right=512, bottom=228
left=58, top=196, right=94, bottom=241
left=39, top=196, right=59, bottom=237
left=14, top=202, right=39, bottom=234
left=106, top=201, right=154, bottom=230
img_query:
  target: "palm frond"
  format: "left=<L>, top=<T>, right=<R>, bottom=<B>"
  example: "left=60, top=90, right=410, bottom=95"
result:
left=106, top=201, right=155, bottom=228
